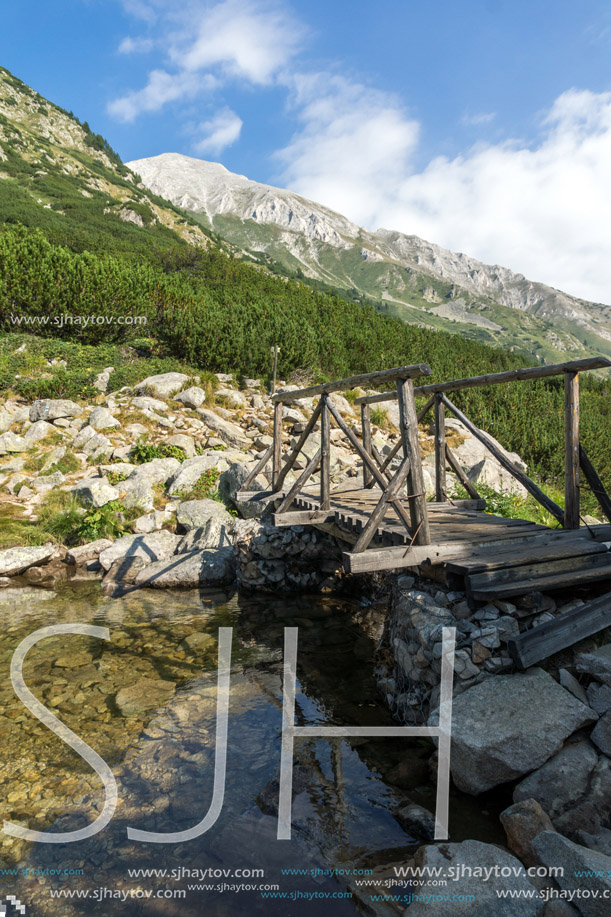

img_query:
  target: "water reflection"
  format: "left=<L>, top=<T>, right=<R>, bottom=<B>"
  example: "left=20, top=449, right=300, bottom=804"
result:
left=0, top=583, right=505, bottom=915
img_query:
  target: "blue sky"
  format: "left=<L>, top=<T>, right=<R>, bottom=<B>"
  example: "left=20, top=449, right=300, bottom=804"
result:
left=3, top=0, right=611, bottom=301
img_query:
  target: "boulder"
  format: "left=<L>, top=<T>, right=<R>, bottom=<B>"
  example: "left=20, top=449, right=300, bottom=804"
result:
left=588, top=683, right=611, bottom=715
left=71, top=477, right=120, bottom=508
left=534, top=832, right=611, bottom=916
left=176, top=498, right=234, bottom=536
left=89, top=407, right=120, bottom=430
left=216, top=388, right=248, bottom=409
left=197, top=408, right=250, bottom=449
left=166, top=453, right=236, bottom=496
left=394, top=803, right=436, bottom=841
left=29, top=399, right=82, bottom=422
left=513, top=741, right=611, bottom=839
left=65, top=539, right=114, bottom=565
left=24, top=420, right=56, bottom=445
left=72, top=424, right=96, bottom=450
left=30, top=471, right=65, bottom=494
left=131, top=396, right=168, bottom=413
left=500, top=798, right=556, bottom=866
left=134, top=547, right=236, bottom=588
left=448, top=668, right=597, bottom=794
left=0, top=432, right=27, bottom=453
left=0, top=544, right=56, bottom=576
left=407, top=840, right=544, bottom=916
left=98, top=531, right=181, bottom=571
left=0, top=410, right=12, bottom=433
left=93, top=366, right=114, bottom=392
left=135, top=372, right=189, bottom=398
left=174, top=386, right=206, bottom=408
left=166, top=434, right=196, bottom=458
left=468, top=456, right=528, bottom=498
left=591, top=711, right=611, bottom=756
left=115, top=678, right=175, bottom=716
left=118, top=476, right=155, bottom=513
left=576, top=645, right=611, bottom=686
left=127, top=457, right=180, bottom=485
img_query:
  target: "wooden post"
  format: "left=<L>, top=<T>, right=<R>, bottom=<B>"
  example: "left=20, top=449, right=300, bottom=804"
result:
left=320, top=395, right=331, bottom=511
left=361, top=403, right=373, bottom=488
left=271, top=344, right=279, bottom=395
left=396, top=377, right=430, bottom=545
left=565, top=370, right=580, bottom=529
left=434, top=394, right=447, bottom=503
left=272, top=400, right=283, bottom=489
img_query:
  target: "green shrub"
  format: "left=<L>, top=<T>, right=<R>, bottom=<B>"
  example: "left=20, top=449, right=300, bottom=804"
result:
left=131, top=440, right=187, bottom=464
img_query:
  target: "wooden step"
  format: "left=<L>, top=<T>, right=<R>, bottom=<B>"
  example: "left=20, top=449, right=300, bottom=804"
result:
left=447, top=537, right=607, bottom=576
left=508, top=590, right=611, bottom=668
left=470, top=563, right=611, bottom=600
left=466, top=548, right=611, bottom=589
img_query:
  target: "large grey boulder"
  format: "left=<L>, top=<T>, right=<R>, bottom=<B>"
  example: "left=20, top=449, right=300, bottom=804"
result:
left=448, top=668, right=597, bottom=794
left=176, top=498, right=234, bottom=534
left=174, top=386, right=206, bottom=408
left=93, top=366, right=114, bottom=392
left=514, top=741, right=611, bottom=839
left=89, top=406, right=120, bottom=430
left=534, top=832, right=611, bottom=916
left=72, top=477, right=119, bottom=507
left=127, top=457, right=180, bottom=485
left=135, top=372, right=189, bottom=398
left=0, top=544, right=56, bottom=576
left=216, top=387, right=247, bottom=409
left=591, top=711, right=611, bottom=756
left=134, top=547, right=235, bottom=588
left=98, top=531, right=181, bottom=571
left=166, top=452, right=239, bottom=496
left=30, top=471, right=65, bottom=494
left=117, top=476, right=155, bottom=513
left=0, top=410, right=12, bottom=433
left=167, top=434, right=196, bottom=458
left=407, top=840, right=544, bottom=916
left=65, top=539, right=114, bottom=565
left=29, top=399, right=82, bottom=422
left=131, top=396, right=168, bottom=413
left=197, top=408, right=250, bottom=449
left=24, top=420, right=56, bottom=445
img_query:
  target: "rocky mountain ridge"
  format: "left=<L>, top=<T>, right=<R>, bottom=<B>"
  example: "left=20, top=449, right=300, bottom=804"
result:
left=129, top=152, right=611, bottom=365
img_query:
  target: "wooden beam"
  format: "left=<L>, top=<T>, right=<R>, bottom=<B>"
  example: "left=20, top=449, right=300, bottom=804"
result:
left=272, top=510, right=334, bottom=527
left=440, top=393, right=565, bottom=525
left=274, top=400, right=322, bottom=492
left=320, top=395, right=331, bottom=511
left=240, top=441, right=274, bottom=491
left=352, top=456, right=412, bottom=553
left=445, top=443, right=480, bottom=500
left=361, top=403, right=373, bottom=488
left=325, top=398, right=414, bottom=535
left=434, top=394, right=447, bottom=503
left=580, top=446, right=611, bottom=524
left=354, top=357, right=611, bottom=405
left=507, top=590, right=611, bottom=668
left=272, top=400, right=283, bottom=488
left=397, top=377, right=431, bottom=545
left=275, top=449, right=321, bottom=514
left=272, top=363, right=432, bottom=403
left=564, top=370, right=580, bottom=529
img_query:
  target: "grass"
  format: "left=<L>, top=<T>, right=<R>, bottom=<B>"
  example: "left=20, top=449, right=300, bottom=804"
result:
left=370, top=406, right=390, bottom=429
left=130, top=440, right=187, bottom=464
left=172, top=468, right=222, bottom=503
left=450, top=480, right=566, bottom=528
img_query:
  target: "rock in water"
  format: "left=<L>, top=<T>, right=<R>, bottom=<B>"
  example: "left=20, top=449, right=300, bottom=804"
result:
left=134, top=547, right=236, bottom=588
left=0, top=544, right=56, bottom=576
left=448, top=668, right=597, bottom=794
left=115, top=679, right=175, bottom=716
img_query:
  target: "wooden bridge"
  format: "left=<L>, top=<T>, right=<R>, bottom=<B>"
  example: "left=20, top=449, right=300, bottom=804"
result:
left=236, top=357, right=611, bottom=608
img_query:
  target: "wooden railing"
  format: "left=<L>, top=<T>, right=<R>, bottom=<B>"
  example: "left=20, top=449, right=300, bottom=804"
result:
left=239, top=364, right=434, bottom=549
left=237, top=357, right=611, bottom=554
left=355, top=356, right=611, bottom=530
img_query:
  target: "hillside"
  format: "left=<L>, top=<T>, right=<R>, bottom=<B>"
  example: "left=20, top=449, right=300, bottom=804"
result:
left=0, top=67, right=211, bottom=258
left=129, top=153, right=611, bottom=365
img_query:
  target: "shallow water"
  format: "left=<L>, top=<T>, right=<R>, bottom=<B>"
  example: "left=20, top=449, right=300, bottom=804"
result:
left=0, top=582, right=507, bottom=915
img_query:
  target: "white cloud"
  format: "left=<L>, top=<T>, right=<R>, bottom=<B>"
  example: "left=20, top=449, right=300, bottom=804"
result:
left=174, top=0, right=303, bottom=84
left=118, top=36, right=155, bottom=54
left=110, top=0, right=303, bottom=120
left=108, top=69, right=212, bottom=121
left=193, top=108, right=243, bottom=154
left=462, top=111, right=496, bottom=126
left=278, top=85, right=611, bottom=303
